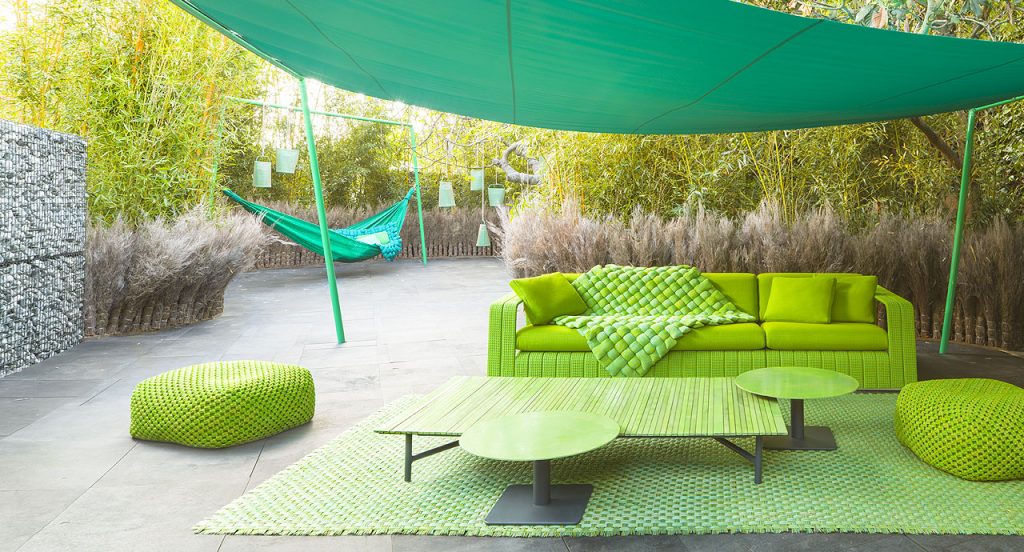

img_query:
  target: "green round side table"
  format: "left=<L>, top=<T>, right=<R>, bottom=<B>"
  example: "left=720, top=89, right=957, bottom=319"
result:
left=735, top=366, right=858, bottom=451
left=460, top=410, right=619, bottom=526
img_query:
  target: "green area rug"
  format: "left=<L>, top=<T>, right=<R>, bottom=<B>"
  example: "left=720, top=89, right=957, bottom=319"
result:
left=195, top=394, right=1024, bottom=537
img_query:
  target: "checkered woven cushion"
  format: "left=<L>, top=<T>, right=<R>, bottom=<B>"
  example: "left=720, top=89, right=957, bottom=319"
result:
left=895, top=378, right=1024, bottom=481
left=555, top=265, right=754, bottom=377
left=130, top=361, right=315, bottom=448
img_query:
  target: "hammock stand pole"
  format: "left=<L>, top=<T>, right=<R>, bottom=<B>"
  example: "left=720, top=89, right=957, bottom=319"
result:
left=299, top=77, right=346, bottom=344
left=939, top=93, right=1024, bottom=354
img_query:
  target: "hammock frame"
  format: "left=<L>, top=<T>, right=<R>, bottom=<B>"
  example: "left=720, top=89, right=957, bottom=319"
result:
left=209, top=92, right=428, bottom=345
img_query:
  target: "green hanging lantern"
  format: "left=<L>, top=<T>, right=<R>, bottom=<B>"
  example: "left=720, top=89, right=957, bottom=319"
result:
left=252, top=157, right=272, bottom=188
left=476, top=222, right=491, bottom=247
left=470, top=168, right=484, bottom=191
left=487, top=186, right=505, bottom=207
left=438, top=181, right=456, bottom=207
left=275, top=148, right=300, bottom=174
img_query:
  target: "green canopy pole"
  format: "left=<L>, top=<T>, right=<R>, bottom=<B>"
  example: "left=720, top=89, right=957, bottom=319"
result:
left=939, top=109, right=976, bottom=355
left=409, top=125, right=427, bottom=265
left=207, top=103, right=226, bottom=219
left=299, top=77, right=346, bottom=344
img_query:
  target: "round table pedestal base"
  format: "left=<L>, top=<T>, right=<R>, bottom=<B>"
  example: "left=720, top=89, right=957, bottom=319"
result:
left=485, top=460, right=593, bottom=525
left=485, top=484, right=594, bottom=525
left=763, top=426, right=837, bottom=451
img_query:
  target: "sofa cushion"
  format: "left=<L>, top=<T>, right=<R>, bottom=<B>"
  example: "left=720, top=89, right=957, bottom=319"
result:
left=517, top=322, right=766, bottom=352
left=764, top=276, right=836, bottom=324
left=509, top=272, right=587, bottom=325
left=757, top=272, right=867, bottom=320
left=704, top=273, right=758, bottom=318
left=827, top=275, right=878, bottom=323
left=762, top=321, right=888, bottom=351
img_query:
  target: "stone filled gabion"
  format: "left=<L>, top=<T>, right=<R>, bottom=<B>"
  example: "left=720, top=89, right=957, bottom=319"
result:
left=0, top=120, right=86, bottom=377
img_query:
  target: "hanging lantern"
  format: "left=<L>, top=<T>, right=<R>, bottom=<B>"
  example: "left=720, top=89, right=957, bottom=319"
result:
left=252, top=158, right=272, bottom=188
left=476, top=223, right=491, bottom=247
left=438, top=181, right=456, bottom=207
left=275, top=148, right=300, bottom=174
left=487, top=186, right=505, bottom=207
left=470, top=168, right=484, bottom=191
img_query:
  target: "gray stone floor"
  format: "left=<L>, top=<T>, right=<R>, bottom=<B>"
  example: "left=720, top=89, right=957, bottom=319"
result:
left=1, top=258, right=1022, bottom=552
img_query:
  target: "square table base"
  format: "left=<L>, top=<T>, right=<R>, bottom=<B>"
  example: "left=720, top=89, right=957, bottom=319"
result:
left=763, top=425, right=837, bottom=451
left=485, top=484, right=594, bottom=525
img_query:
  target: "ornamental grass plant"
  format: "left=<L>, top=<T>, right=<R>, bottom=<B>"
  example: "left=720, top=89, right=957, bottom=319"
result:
left=497, top=201, right=1024, bottom=350
left=84, top=207, right=269, bottom=336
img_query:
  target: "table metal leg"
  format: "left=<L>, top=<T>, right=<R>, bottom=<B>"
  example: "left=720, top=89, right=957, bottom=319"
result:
left=533, top=460, right=551, bottom=505
left=403, top=434, right=460, bottom=482
left=790, top=399, right=805, bottom=440
left=763, top=399, right=839, bottom=451
left=754, top=436, right=763, bottom=484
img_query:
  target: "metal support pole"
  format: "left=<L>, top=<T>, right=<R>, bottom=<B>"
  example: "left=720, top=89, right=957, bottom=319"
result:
left=409, top=126, right=428, bottom=265
left=299, top=77, right=345, bottom=344
left=939, top=108, right=977, bottom=354
left=533, top=460, right=551, bottom=505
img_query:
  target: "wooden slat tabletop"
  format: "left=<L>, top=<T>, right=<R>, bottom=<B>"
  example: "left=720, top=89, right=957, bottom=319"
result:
left=377, top=376, right=788, bottom=438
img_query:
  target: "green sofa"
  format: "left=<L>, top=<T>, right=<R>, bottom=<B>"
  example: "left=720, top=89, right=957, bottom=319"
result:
left=488, top=272, right=917, bottom=389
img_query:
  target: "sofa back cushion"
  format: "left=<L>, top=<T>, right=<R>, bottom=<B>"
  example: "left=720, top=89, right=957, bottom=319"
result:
left=757, top=272, right=875, bottom=322
left=704, top=273, right=758, bottom=317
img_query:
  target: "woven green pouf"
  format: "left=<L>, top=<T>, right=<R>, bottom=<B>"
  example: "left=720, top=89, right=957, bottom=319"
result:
left=895, top=378, right=1024, bottom=481
left=130, top=361, right=315, bottom=448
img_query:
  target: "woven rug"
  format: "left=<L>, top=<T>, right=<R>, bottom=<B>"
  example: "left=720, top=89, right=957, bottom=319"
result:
left=195, top=393, right=1024, bottom=537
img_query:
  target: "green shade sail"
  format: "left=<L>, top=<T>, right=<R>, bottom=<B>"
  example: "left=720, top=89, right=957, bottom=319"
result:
left=172, top=0, right=1024, bottom=134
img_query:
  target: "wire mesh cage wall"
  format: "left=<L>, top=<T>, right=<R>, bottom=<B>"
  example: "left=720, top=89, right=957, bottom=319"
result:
left=0, top=120, right=87, bottom=377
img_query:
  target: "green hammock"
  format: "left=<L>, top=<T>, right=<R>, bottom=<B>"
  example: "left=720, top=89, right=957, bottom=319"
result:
left=223, top=188, right=414, bottom=262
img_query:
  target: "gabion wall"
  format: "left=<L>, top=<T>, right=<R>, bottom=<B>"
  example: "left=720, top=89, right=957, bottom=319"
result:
left=0, top=120, right=87, bottom=377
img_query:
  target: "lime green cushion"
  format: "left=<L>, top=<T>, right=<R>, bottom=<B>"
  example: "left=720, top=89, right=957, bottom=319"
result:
left=763, top=276, right=836, bottom=323
left=757, top=272, right=854, bottom=320
left=825, top=275, right=878, bottom=323
left=517, top=323, right=766, bottom=352
left=704, top=273, right=758, bottom=317
left=509, top=272, right=587, bottom=325
left=895, top=378, right=1024, bottom=481
left=355, top=231, right=391, bottom=246
left=762, top=321, right=888, bottom=351
left=130, top=361, right=315, bottom=448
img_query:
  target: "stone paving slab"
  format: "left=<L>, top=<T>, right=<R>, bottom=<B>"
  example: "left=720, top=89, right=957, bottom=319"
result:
left=1, top=259, right=1022, bottom=551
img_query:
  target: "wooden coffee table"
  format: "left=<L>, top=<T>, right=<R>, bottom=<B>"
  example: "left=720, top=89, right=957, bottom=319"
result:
left=376, top=376, right=788, bottom=484
left=461, top=410, right=618, bottom=525
left=735, top=366, right=859, bottom=451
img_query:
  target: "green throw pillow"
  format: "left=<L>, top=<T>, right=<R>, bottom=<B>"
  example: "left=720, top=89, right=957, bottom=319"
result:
left=825, top=275, right=878, bottom=323
left=509, top=272, right=587, bottom=325
left=764, top=276, right=836, bottom=324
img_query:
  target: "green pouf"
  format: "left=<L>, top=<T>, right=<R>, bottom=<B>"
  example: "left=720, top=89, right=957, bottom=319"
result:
left=130, top=361, right=315, bottom=448
left=895, top=378, right=1024, bottom=481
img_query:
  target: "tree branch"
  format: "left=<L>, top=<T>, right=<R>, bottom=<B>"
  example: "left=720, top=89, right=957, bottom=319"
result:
left=908, top=116, right=962, bottom=169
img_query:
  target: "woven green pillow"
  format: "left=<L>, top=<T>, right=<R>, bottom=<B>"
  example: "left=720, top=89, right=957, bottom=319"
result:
left=510, top=272, right=587, bottom=325
left=827, top=275, right=878, bottom=323
left=764, top=276, right=836, bottom=324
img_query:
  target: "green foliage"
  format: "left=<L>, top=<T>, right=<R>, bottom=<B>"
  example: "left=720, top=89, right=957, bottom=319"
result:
left=0, top=0, right=265, bottom=223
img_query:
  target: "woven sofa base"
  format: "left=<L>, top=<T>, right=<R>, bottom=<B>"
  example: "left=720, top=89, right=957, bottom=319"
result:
left=494, top=350, right=911, bottom=389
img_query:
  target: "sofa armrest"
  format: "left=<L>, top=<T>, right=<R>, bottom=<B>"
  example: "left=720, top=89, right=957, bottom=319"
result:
left=875, top=286, right=918, bottom=386
left=487, top=293, right=523, bottom=376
